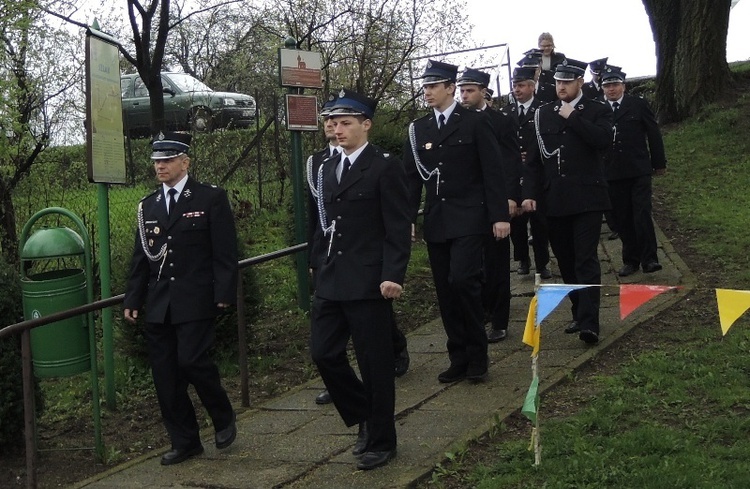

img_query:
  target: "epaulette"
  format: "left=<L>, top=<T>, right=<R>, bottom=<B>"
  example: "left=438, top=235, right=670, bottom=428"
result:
left=141, top=188, right=159, bottom=202
left=591, top=99, right=606, bottom=105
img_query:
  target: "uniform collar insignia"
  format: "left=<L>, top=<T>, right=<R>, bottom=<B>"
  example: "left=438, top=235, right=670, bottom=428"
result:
left=183, top=188, right=191, bottom=198
left=156, top=193, right=162, bottom=202
left=576, top=104, right=584, bottom=110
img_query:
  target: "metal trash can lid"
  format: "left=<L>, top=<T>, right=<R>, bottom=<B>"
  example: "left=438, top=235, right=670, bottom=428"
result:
left=21, top=227, right=85, bottom=259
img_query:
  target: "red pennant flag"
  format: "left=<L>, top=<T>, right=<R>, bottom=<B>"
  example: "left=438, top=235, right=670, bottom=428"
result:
left=620, top=284, right=678, bottom=320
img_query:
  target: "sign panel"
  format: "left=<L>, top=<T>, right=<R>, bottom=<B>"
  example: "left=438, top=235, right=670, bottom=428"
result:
left=285, top=95, right=319, bottom=131
left=279, top=49, right=323, bottom=88
left=85, top=29, right=126, bottom=184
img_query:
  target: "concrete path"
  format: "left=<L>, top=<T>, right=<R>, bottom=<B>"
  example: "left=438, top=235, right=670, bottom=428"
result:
left=72, top=223, right=692, bottom=489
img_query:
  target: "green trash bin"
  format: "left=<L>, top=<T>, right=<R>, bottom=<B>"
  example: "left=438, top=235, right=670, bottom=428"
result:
left=21, top=227, right=90, bottom=378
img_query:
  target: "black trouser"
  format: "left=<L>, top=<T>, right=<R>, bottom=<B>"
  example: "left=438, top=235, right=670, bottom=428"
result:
left=609, top=175, right=658, bottom=268
left=546, top=212, right=603, bottom=334
left=481, top=235, right=511, bottom=331
left=426, top=235, right=488, bottom=369
left=310, top=297, right=396, bottom=452
left=510, top=211, right=550, bottom=270
left=145, top=312, right=233, bottom=450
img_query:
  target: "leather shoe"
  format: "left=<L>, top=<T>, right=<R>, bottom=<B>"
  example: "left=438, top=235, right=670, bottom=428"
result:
left=487, top=328, right=507, bottom=343
left=352, top=422, right=368, bottom=456
left=215, top=412, right=237, bottom=449
left=608, top=231, right=620, bottom=240
left=564, top=321, right=580, bottom=334
left=357, top=449, right=396, bottom=470
left=539, top=267, right=552, bottom=279
left=618, top=264, right=638, bottom=277
left=315, top=389, right=332, bottom=405
left=579, top=329, right=599, bottom=345
left=160, top=444, right=204, bottom=465
left=394, top=348, right=410, bottom=377
left=438, top=364, right=467, bottom=383
left=643, top=262, right=663, bottom=273
left=466, top=363, right=488, bottom=382
left=517, top=260, right=530, bottom=275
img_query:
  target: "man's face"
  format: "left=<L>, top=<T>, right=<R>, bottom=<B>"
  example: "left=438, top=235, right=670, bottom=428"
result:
left=556, top=78, right=583, bottom=103
left=603, top=82, right=625, bottom=101
left=513, top=80, right=535, bottom=103
left=459, top=84, right=485, bottom=110
left=423, top=82, right=455, bottom=110
left=154, top=154, right=189, bottom=187
left=331, top=115, right=370, bottom=151
left=323, top=117, right=337, bottom=143
left=539, top=40, right=554, bottom=56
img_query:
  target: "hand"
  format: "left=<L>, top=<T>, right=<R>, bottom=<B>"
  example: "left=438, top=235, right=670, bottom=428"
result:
left=380, top=281, right=403, bottom=300
left=124, top=308, right=138, bottom=324
left=558, top=102, right=575, bottom=119
left=522, top=199, right=537, bottom=213
left=492, top=221, right=511, bottom=239
left=508, top=199, right=518, bottom=218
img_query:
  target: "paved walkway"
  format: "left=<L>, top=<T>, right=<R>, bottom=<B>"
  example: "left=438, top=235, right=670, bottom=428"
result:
left=72, top=223, right=692, bottom=489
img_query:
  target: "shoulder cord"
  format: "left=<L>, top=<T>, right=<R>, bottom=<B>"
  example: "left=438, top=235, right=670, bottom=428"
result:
left=408, top=122, right=441, bottom=195
left=137, top=201, right=168, bottom=280
left=305, top=155, right=318, bottom=199
left=313, top=163, right=337, bottom=256
left=534, top=107, right=562, bottom=175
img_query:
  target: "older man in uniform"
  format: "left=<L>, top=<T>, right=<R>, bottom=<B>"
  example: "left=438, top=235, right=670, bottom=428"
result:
left=457, top=67, right=521, bottom=343
left=502, top=66, right=552, bottom=280
left=601, top=67, right=667, bottom=277
left=404, top=60, right=510, bottom=382
left=582, top=57, right=609, bottom=100
left=517, top=50, right=556, bottom=105
left=124, top=131, right=238, bottom=465
left=309, top=89, right=411, bottom=470
left=522, top=58, right=613, bottom=345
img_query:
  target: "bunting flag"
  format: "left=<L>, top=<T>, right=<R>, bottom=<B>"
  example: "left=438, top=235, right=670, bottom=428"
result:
left=620, top=284, right=678, bottom=320
left=536, top=284, right=594, bottom=325
left=716, top=289, right=750, bottom=335
left=522, top=295, right=540, bottom=356
left=521, top=376, right=540, bottom=423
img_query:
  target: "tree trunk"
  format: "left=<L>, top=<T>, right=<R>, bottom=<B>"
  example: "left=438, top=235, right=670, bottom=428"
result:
left=642, top=0, right=732, bottom=123
left=0, top=183, right=19, bottom=265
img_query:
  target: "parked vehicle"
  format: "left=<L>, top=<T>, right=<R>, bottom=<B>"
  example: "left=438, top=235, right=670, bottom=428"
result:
left=120, top=72, right=257, bottom=136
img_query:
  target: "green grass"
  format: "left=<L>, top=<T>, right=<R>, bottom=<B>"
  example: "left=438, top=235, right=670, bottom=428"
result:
left=422, top=64, right=750, bottom=488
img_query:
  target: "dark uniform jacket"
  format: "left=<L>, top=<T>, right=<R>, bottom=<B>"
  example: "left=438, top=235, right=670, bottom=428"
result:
left=314, top=143, right=411, bottom=302
left=404, top=104, right=510, bottom=243
left=124, top=176, right=238, bottom=324
left=582, top=81, right=604, bottom=101
left=307, top=146, right=337, bottom=271
left=484, top=107, right=522, bottom=204
left=502, top=97, right=545, bottom=196
left=537, top=52, right=566, bottom=104
left=524, top=97, right=614, bottom=217
left=604, top=94, right=666, bottom=181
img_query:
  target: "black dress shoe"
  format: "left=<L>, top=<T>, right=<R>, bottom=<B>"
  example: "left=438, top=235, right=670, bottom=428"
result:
left=643, top=262, right=663, bottom=273
left=466, top=363, right=488, bottom=382
left=608, top=231, right=620, bottom=240
left=394, top=348, right=410, bottom=377
left=160, top=444, right=204, bottom=466
left=539, top=267, right=552, bottom=279
left=564, top=321, right=580, bottom=334
left=517, top=260, right=530, bottom=275
left=438, top=364, right=467, bottom=383
left=579, top=330, right=599, bottom=345
left=618, top=264, right=639, bottom=277
left=487, top=328, right=507, bottom=343
left=357, top=449, right=396, bottom=470
left=315, top=389, right=332, bottom=405
left=352, top=422, right=368, bottom=456
left=215, top=412, right=237, bottom=449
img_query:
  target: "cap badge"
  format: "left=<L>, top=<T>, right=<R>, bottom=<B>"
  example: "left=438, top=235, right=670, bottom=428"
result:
left=562, top=60, right=568, bottom=66
left=328, top=94, right=336, bottom=101
left=157, top=131, right=165, bottom=140
left=427, top=60, right=433, bottom=68
left=339, top=89, right=346, bottom=98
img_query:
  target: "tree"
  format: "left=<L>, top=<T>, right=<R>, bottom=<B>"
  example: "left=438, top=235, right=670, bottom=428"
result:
left=0, top=0, right=81, bottom=263
left=642, top=0, right=733, bottom=123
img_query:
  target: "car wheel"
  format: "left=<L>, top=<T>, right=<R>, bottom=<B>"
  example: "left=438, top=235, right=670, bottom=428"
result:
left=190, top=107, right=213, bottom=132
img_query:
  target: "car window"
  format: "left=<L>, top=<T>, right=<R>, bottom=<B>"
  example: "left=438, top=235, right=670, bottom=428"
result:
left=121, top=78, right=132, bottom=98
left=133, top=77, right=149, bottom=98
left=166, top=73, right=213, bottom=93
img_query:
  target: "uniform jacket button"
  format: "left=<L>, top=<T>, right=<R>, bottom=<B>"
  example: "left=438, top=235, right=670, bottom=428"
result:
left=337, top=251, right=343, bottom=255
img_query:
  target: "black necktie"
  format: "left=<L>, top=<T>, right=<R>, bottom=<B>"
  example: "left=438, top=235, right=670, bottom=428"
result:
left=438, top=114, right=446, bottom=130
left=331, top=148, right=339, bottom=158
left=339, top=157, right=351, bottom=183
left=518, top=105, right=525, bottom=118
left=167, top=188, right=177, bottom=216
left=612, top=101, right=620, bottom=112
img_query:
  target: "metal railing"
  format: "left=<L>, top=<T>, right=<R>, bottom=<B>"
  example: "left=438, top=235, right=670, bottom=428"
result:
left=0, top=242, right=308, bottom=489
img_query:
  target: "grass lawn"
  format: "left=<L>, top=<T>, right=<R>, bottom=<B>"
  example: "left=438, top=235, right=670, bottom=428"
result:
left=420, top=67, right=750, bottom=488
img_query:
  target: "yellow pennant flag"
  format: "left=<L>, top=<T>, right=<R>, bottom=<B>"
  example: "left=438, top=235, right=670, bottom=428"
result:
left=522, top=295, right=540, bottom=356
left=716, top=289, right=750, bottom=335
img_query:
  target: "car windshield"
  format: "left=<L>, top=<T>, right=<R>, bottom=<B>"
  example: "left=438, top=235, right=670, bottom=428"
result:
left=167, top=73, right=213, bottom=93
